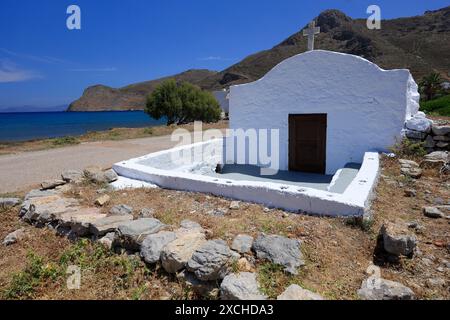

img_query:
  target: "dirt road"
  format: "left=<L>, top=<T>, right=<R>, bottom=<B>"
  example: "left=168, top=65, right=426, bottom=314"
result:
left=0, top=134, right=190, bottom=194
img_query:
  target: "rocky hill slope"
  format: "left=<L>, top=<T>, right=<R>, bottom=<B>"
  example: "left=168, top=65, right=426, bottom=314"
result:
left=68, top=69, right=217, bottom=111
left=69, top=6, right=450, bottom=111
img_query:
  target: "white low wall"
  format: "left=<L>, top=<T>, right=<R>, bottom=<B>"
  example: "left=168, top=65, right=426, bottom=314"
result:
left=113, top=140, right=380, bottom=217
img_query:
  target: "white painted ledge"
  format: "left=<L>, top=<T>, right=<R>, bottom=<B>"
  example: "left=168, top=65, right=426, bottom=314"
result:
left=113, top=140, right=380, bottom=217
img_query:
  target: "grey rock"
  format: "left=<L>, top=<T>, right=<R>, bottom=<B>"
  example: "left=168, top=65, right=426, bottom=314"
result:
left=220, top=272, right=267, bottom=300
left=89, top=214, right=134, bottom=237
left=24, top=189, right=57, bottom=201
left=423, top=207, right=445, bottom=219
left=57, top=207, right=107, bottom=238
left=0, top=198, right=21, bottom=209
left=423, top=135, right=436, bottom=148
left=358, top=278, right=415, bottom=300
left=180, top=220, right=203, bottom=232
left=231, top=234, right=254, bottom=254
left=84, top=166, right=118, bottom=184
left=436, top=142, right=449, bottom=148
left=109, top=204, right=133, bottom=216
left=433, top=135, right=450, bottom=142
left=424, top=151, right=449, bottom=162
left=61, top=170, right=83, bottom=183
left=3, top=228, right=26, bottom=246
left=401, top=167, right=422, bottom=179
left=252, top=234, right=304, bottom=275
left=19, top=194, right=79, bottom=224
left=104, top=169, right=118, bottom=183
left=138, top=208, right=154, bottom=218
left=399, top=159, right=419, bottom=168
left=161, top=230, right=206, bottom=273
left=277, top=284, right=324, bottom=300
left=140, top=231, right=177, bottom=264
left=116, top=218, right=166, bottom=251
left=432, top=125, right=450, bottom=136
left=40, top=179, right=66, bottom=190
left=380, top=222, right=417, bottom=256
left=230, top=201, right=240, bottom=210
left=187, top=240, right=239, bottom=281
left=178, top=270, right=219, bottom=298
left=98, top=232, right=116, bottom=250
left=207, top=208, right=229, bottom=217
left=405, top=116, right=432, bottom=133
left=426, top=278, right=446, bottom=288
left=405, top=129, right=427, bottom=140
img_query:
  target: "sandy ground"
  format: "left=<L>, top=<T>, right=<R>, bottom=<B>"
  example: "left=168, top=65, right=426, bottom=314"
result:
left=0, top=134, right=198, bottom=194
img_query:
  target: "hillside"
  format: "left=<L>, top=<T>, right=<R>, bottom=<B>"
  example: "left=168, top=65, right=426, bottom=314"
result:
left=69, top=6, right=450, bottom=111
left=68, top=69, right=217, bottom=111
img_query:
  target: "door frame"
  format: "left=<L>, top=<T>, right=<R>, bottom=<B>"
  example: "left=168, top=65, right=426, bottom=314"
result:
left=288, top=113, right=327, bottom=174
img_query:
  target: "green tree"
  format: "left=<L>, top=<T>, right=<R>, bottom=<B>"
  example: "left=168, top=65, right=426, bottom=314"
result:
left=419, top=72, right=442, bottom=101
left=145, top=79, right=221, bottom=126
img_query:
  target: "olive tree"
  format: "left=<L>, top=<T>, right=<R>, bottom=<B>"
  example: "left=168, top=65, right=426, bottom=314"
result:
left=145, top=79, right=221, bottom=126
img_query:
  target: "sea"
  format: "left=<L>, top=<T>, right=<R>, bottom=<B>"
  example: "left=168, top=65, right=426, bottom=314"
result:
left=0, top=111, right=165, bottom=142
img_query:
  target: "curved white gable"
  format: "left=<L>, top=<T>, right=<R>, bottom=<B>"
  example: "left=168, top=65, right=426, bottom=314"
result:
left=228, top=50, right=419, bottom=174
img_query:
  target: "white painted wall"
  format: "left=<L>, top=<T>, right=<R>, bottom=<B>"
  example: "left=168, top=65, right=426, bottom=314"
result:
left=228, top=50, right=419, bottom=174
left=213, top=90, right=229, bottom=114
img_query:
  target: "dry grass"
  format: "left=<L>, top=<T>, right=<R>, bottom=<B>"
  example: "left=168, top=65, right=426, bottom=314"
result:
left=0, top=151, right=448, bottom=300
left=0, top=121, right=229, bottom=155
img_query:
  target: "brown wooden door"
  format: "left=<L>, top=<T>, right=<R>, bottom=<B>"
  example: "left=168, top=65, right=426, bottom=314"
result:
left=289, top=114, right=327, bottom=174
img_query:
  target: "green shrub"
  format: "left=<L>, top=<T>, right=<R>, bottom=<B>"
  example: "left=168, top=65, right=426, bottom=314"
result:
left=390, top=139, right=427, bottom=158
left=145, top=79, right=221, bottom=126
left=3, top=252, right=61, bottom=299
left=51, top=136, right=80, bottom=146
left=420, top=94, right=450, bottom=116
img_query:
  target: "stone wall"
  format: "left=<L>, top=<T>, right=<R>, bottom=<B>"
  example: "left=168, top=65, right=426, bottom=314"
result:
left=404, top=112, right=450, bottom=152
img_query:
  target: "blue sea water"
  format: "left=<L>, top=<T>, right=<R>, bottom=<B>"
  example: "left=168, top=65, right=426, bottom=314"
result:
left=0, top=111, right=166, bottom=142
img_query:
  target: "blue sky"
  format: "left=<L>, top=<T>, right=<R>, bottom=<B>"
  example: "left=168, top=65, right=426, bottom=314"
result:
left=0, top=0, right=448, bottom=109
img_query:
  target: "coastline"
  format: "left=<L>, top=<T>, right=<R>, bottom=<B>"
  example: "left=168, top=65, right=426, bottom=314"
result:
left=0, top=120, right=229, bottom=155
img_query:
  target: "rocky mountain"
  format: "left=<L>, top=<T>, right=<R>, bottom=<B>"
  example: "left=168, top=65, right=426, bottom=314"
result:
left=68, top=69, right=217, bottom=111
left=69, top=6, right=450, bottom=111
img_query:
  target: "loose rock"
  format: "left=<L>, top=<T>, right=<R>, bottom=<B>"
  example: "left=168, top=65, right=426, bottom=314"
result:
left=277, top=284, right=324, bottom=300
left=230, top=201, right=240, bottom=210
left=432, top=124, right=450, bottom=136
left=41, top=179, right=66, bottom=190
left=138, top=208, right=154, bottom=218
left=180, top=220, right=204, bottom=232
left=3, top=228, right=26, bottom=246
left=405, top=116, right=432, bottom=133
left=140, top=231, right=177, bottom=264
left=252, top=234, right=304, bottom=275
left=423, top=207, right=445, bottom=219
left=220, top=272, right=267, bottom=300
left=380, top=222, right=417, bottom=256
left=178, top=270, right=219, bottom=298
left=358, top=278, right=415, bottom=300
left=231, top=234, right=254, bottom=254
left=90, top=214, right=134, bottom=237
left=109, top=204, right=133, bottom=216
left=0, top=198, right=21, bottom=209
left=187, top=240, right=239, bottom=281
left=98, top=232, right=116, bottom=250
left=61, top=170, right=83, bottom=183
left=161, top=230, right=206, bottom=273
left=401, top=167, right=422, bottom=179
left=116, top=218, right=166, bottom=251
left=95, top=194, right=110, bottom=206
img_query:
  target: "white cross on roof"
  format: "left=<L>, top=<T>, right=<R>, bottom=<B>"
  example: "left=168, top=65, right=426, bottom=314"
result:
left=303, top=21, right=320, bottom=51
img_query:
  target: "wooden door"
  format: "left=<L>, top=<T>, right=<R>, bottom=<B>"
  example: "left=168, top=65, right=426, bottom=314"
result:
left=289, top=114, right=327, bottom=174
